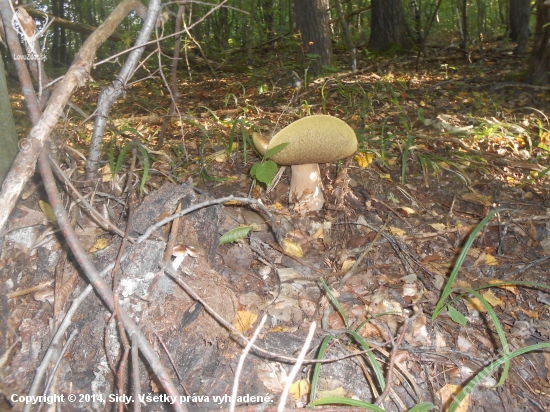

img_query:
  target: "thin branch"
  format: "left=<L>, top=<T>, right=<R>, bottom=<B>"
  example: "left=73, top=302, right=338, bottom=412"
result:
left=277, top=322, right=317, bottom=412
left=131, top=333, right=141, bottom=412
left=138, top=196, right=282, bottom=244
left=49, top=158, right=136, bottom=242
left=37, top=329, right=78, bottom=412
left=230, top=314, right=267, bottom=412
left=375, top=318, right=410, bottom=406
left=24, top=256, right=127, bottom=412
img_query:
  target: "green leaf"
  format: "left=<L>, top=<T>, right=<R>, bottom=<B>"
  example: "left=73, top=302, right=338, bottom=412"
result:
left=219, top=226, right=253, bottom=245
left=408, top=403, right=438, bottom=412
left=253, top=160, right=278, bottom=185
left=309, top=335, right=332, bottom=408
left=309, top=396, right=384, bottom=411
left=448, top=343, right=550, bottom=412
left=114, top=142, right=133, bottom=175
left=448, top=306, right=467, bottom=326
left=263, top=142, right=289, bottom=160
left=320, top=278, right=349, bottom=329
left=432, top=209, right=505, bottom=319
left=109, top=138, right=115, bottom=178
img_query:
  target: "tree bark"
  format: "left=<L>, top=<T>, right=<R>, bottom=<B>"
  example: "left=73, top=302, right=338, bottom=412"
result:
left=525, top=0, right=550, bottom=85
left=368, top=0, right=410, bottom=52
left=294, top=0, right=332, bottom=75
left=85, top=0, right=162, bottom=178
left=509, top=0, right=530, bottom=54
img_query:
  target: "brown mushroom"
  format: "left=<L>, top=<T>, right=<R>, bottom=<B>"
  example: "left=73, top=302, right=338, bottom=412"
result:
left=252, top=115, right=357, bottom=212
left=171, top=245, right=198, bottom=270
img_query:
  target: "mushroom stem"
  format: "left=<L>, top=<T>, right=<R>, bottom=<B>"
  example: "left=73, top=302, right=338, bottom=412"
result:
left=290, top=164, right=324, bottom=212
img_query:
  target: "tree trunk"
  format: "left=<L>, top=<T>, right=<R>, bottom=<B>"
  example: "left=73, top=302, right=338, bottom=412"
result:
left=458, top=0, right=468, bottom=49
left=0, top=53, right=19, bottom=186
left=294, top=0, right=332, bottom=75
left=368, top=0, right=410, bottom=52
left=525, top=0, right=550, bottom=85
left=509, top=0, right=530, bottom=54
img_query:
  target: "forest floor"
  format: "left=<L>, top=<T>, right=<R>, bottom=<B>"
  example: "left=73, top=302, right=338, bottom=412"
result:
left=2, top=42, right=550, bottom=412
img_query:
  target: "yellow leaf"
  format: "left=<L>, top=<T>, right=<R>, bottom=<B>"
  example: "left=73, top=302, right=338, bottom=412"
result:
left=485, top=254, right=498, bottom=266
left=439, top=384, right=470, bottom=412
left=283, top=239, right=304, bottom=257
left=101, top=164, right=112, bottom=182
left=354, top=152, right=373, bottom=169
left=387, top=158, right=397, bottom=166
left=429, top=223, right=446, bottom=231
left=38, top=200, right=56, bottom=222
left=272, top=202, right=283, bottom=210
left=341, top=260, right=355, bottom=272
left=463, top=297, right=486, bottom=312
left=318, top=387, right=347, bottom=398
left=289, top=380, right=310, bottom=399
left=312, top=226, right=324, bottom=239
left=516, top=308, right=539, bottom=319
left=461, top=192, right=492, bottom=206
left=234, top=310, right=258, bottom=333
left=397, top=206, right=415, bottom=216
left=487, top=280, right=519, bottom=295
left=380, top=173, right=393, bottom=181
left=388, top=226, right=406, bottom=237
left=88, top=238, right=108, bottom=253
left=268, top=326, right=292, bottom=332
left=482, top=290, right=504, bottom=308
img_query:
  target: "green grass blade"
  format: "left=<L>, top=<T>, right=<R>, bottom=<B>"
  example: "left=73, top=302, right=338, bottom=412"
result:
left=309, top=396, right=385, bottom=411
left=407, top=403, right=437, bottom=412
left=320, top=278, right=349, bottom=329
left=109, top=138, right=115, bottom=178
left=309, top=335, right=332, bottom=407
left=114, top=141, right=133, bottom=175
left=401, top=135, right=415, bottom=184
left=345, top=331, right=385, bottom=390
left=459, top=288, right=510, bottom=386
left=448, top=343, right=550, bottom=412
left=432, top=209, right=504, bottom=319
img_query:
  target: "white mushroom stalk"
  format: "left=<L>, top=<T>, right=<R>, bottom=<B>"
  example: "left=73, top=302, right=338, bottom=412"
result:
left=252, top=115, right=357, bottom=212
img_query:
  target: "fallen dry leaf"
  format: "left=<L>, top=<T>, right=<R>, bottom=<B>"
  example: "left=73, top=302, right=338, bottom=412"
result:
left=88, top=238, right=108, bottom=253
left=234, top=310, right=258, bottom=333
left=289, top=379, right=310, bottom=399
left=283, top=239, right=304, bottom=257
left=439, top=384, right=470, bottom=411
left=482, top=290, right=504, bottom=308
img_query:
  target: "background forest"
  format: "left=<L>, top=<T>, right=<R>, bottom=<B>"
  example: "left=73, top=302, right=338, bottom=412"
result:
left=1, top=1, right=550, bottom=412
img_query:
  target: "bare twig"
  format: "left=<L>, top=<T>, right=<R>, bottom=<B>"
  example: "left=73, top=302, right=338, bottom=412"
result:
left=0, top=0, right=140, bottom=233
left=230, top=315, right=267, bottom=412
left=138, top=196, right=282, bottom=244
left=24, top=257, right=126, bottom=412
left=278, top=322, right=317, bottom=412
left=37, top=329, right=78, bottom=412
left=161, top=261, right=385, bottom=365
left=50, top=158, right=136, bottom=241
left=375, top=318, right=410, bottom=406
left=339, top=218, right=388, bottom=289
left=131, top=333, right=141, bottom=412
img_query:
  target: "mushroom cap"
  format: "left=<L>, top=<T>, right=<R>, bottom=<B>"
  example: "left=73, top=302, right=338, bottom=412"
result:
left=266, top=115, right=357, bottom=165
